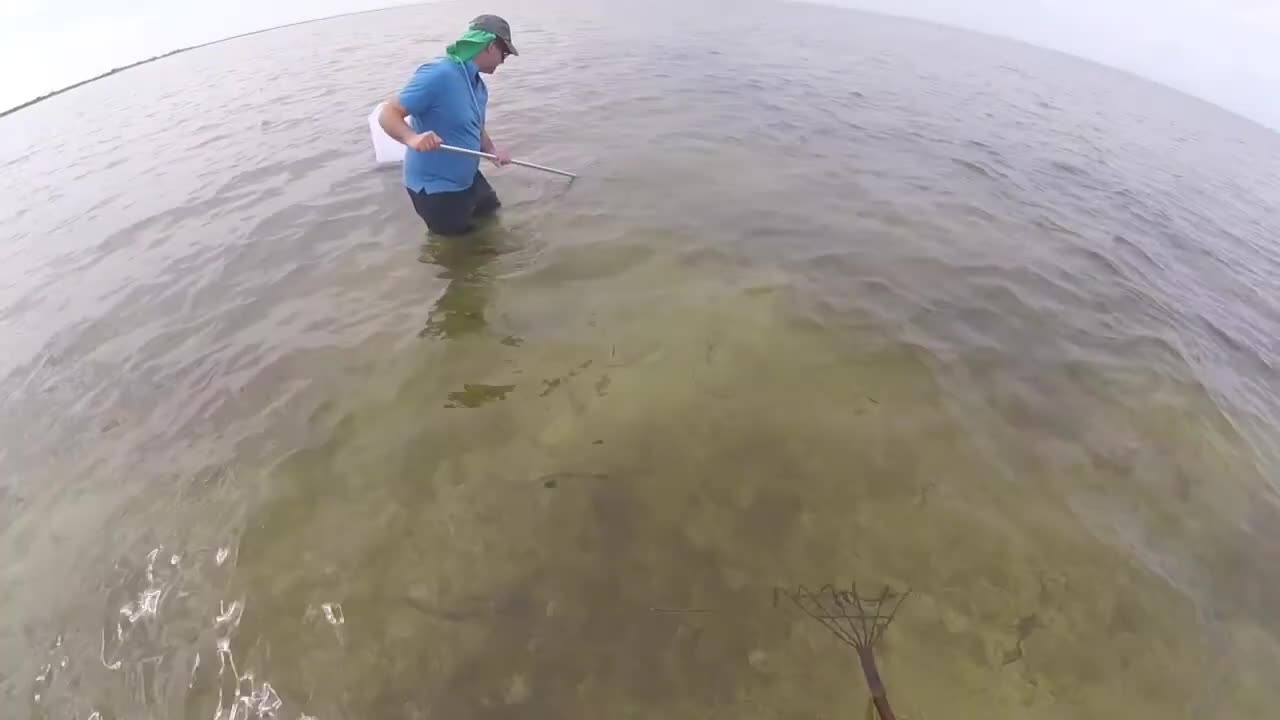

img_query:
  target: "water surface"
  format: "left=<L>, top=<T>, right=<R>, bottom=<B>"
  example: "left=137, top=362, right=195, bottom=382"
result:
left=2, top=1, right=1280, bottom=718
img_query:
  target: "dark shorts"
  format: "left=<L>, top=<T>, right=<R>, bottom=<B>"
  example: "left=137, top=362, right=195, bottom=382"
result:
left=407, top=170, right=501, bottom=236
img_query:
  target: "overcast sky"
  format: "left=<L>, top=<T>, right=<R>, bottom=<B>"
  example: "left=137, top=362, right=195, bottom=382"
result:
left=2, top=0, right=1277, bottom=129
left=0, top=0, right=423, bottom=110
left=827, top=0, right=1279, bottom=130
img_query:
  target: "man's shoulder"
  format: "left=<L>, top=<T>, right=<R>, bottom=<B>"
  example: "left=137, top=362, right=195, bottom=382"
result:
left=402, top=57, right=463, bottom=102
left=412, top=57, right=458, bottom=80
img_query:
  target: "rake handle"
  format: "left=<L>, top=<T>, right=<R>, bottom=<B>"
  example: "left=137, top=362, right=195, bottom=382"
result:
left=857, top=645, right=897, bottom=720
left=438, top=144, right=577, bottom=179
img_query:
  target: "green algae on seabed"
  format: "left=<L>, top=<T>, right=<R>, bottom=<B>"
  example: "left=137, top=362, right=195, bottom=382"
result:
left=445, top=383, right=517, bottom=409
left=204, top=251, right=1280, bottom=719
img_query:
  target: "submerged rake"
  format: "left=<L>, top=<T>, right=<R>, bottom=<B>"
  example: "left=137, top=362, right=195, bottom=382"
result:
left=776, top=583, right=910, bottom=720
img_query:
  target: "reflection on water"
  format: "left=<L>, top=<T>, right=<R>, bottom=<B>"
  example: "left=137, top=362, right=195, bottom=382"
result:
left=417, top=229, right=505, bottom=341
left=2, top=0, right=1280, bottom=718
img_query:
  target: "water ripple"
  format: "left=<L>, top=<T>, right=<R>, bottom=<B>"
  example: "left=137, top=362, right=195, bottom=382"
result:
left=2, top=2, right=1280, bottom=719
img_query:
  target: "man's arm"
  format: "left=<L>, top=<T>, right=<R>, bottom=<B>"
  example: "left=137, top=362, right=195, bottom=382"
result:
left=381, top=66, right=445, bottom=153
left=380, top=96, right=441, bottom=152
left=480, top=128, right=511, bottom=165
left=379, top=97, right=420, bottom=144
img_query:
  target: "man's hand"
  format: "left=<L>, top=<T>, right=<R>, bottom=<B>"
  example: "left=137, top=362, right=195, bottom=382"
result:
left=406, top=131, right=443, bottom=152
left=480, top=128, right=509, bottom=166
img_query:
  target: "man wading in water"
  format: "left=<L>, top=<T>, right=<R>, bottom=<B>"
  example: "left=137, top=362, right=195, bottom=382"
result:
left=378, top=15, right=518, bottom=235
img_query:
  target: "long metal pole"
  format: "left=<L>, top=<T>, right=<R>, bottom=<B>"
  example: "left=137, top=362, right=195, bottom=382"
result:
left=438, top=144, right=577, bottom=179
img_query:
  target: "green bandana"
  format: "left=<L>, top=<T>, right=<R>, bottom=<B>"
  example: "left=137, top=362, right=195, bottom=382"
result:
left=445, top=29, right=497, bottom=64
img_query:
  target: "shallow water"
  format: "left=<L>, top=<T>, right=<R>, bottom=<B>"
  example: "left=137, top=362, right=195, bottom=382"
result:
left=3, top=0, right=1280, bottom=718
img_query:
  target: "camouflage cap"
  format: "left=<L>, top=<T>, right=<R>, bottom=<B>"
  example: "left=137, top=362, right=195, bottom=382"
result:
left=469, top=14, right=518, bottom=56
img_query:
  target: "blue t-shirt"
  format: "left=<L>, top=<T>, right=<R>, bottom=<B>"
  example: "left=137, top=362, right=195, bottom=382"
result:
left=398, top=58, right=488, bottom=194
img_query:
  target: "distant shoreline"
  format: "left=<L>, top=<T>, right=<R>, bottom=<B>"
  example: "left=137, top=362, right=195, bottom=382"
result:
left=0, top=47, right=192, bottom=119
left=0, top=4, right=418, bottom=119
